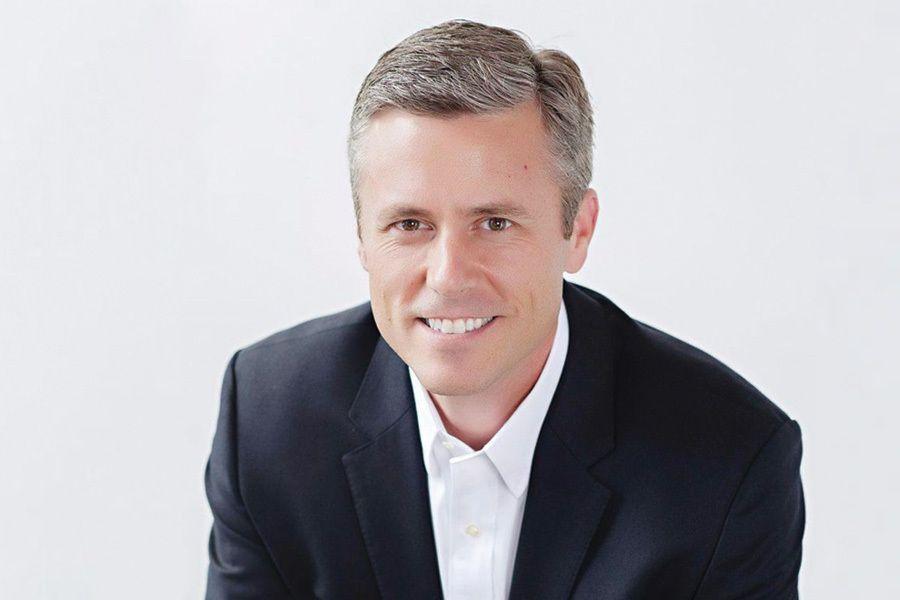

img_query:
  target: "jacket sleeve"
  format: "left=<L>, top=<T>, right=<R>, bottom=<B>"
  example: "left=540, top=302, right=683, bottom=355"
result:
left=693, top=418, right=806, bottom=600
left=204, top=351, right=294, bottom=599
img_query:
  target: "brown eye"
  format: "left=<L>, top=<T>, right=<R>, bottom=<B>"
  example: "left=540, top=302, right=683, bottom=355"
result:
left=397, top=219, right=421, bottom=231
left=485, top=217, right=511, bottom=231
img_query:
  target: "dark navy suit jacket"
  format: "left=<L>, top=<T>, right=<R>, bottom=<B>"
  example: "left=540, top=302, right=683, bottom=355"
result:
left=204, top=280, right=805, bottom=599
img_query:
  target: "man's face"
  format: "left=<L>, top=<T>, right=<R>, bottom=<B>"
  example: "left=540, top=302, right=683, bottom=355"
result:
left=355, top=100, right=597, bottom=397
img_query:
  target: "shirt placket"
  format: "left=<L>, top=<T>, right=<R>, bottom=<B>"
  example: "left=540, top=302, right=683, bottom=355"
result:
left=447, top=452, right=497, bottom=599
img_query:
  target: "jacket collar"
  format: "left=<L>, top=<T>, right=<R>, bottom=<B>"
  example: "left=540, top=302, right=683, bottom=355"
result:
left=343, top=279, right=618, bottom=599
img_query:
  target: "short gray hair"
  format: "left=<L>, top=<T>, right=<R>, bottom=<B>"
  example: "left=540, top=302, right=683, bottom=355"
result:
left=347, top=19, right=594, bottom=239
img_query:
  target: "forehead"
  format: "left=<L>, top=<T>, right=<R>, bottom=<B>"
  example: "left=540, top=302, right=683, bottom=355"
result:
left=356, top=100, right=558, bottom=213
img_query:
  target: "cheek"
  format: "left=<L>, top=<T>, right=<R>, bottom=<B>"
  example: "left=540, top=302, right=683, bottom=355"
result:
left=367, top=256, right=421, bottom=310
left=492, top=242, right=560, bottom=288
left=367, top=250, right=405, bottom=283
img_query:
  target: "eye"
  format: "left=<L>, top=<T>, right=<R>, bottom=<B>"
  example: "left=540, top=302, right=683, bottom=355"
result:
left=393, top=219, right=425, bottom=232
left=482, top=217, right=512, bottom=232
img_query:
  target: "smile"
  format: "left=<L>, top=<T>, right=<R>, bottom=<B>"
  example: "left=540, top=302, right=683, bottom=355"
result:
left=419, top=316, right=496, bottom=334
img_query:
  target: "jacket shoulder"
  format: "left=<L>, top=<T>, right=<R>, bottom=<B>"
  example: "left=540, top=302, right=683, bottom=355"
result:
left=241, top=299, right=376, bottom=354
left=569, top=281, right=793, bottom=450
left=632, top=318, right=790, bottom=427
left=228, top=300, right=380, bottom=413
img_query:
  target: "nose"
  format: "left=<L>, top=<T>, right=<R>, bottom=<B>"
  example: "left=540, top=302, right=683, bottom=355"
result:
left=426, top=230, right=478, bottom=297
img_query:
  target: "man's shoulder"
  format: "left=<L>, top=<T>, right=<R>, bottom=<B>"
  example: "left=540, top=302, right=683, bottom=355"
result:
left=569, top=281, right=793, bottom=442
left=631, top=317, right=790, bottom=426
left=240, top=299, right=376, bottom=355
left=229, top=299, right=380, bottom=398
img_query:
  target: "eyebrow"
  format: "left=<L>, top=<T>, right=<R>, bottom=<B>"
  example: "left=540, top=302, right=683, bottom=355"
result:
left=377, top=201, right=530, bottom=223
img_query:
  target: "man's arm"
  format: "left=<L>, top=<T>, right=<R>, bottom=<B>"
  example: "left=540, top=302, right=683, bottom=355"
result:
left=693, top=418, right=806, bottom=600
left=204, top=351, right=294, bottom=599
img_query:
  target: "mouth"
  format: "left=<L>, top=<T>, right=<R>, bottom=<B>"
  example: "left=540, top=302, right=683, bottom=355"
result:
left=417, top=316, right=499, bottom=337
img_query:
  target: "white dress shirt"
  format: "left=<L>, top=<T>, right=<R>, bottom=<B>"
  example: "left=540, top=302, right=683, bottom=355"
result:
left=408, top=298, right=569, bottom=600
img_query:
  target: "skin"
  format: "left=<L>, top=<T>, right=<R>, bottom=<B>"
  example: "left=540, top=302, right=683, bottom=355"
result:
left=355, top=98, right=599, bottom=451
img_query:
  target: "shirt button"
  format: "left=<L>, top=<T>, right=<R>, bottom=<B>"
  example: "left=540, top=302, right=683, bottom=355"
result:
left=465, top=524, right=480, bottom=537
left=441, top=440, right=453, bottom=450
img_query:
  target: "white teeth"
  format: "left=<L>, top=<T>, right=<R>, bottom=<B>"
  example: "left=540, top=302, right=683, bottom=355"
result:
left=424, top=316, right=494, bottom=334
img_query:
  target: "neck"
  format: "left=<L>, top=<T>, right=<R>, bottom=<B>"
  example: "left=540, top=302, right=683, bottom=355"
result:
left=429, top=323, right=557, bottom=451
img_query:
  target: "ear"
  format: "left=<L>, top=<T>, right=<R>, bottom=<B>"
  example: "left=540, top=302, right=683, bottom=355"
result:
left=564, top=188, right=599, bottom=274
left=357, top=240, right=369, bottom=272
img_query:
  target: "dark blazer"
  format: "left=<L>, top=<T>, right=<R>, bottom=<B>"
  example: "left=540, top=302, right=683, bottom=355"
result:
left=204, top=280, right=804, bottom=599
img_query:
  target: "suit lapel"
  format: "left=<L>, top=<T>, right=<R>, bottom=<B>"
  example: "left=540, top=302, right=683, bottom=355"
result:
left=508, top=432, right=612, bottom=599
left=508, top=281, right=620, bottom=599
left=342, top=337, right=443, bottom=599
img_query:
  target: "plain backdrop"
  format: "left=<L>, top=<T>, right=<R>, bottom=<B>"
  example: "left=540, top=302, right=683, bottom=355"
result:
left=2, top=1, right=898, bottom=598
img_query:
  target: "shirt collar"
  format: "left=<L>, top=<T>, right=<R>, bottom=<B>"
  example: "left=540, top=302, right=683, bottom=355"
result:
left=409, top=296, right=569, bottom=498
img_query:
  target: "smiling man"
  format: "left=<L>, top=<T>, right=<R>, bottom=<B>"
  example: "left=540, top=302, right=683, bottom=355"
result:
left=204, top=19, right=805, bottom=600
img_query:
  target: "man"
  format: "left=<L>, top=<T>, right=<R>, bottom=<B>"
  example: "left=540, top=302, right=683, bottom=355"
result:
left=204, top=19, right=804, bottom=599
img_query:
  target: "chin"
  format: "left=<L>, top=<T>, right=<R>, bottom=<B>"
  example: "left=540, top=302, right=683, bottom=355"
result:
left=417, top=367, right=490, bottom=397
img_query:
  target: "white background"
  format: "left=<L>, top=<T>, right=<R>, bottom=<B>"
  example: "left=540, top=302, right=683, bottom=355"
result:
left=2, top=1, right=898, bottom=597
